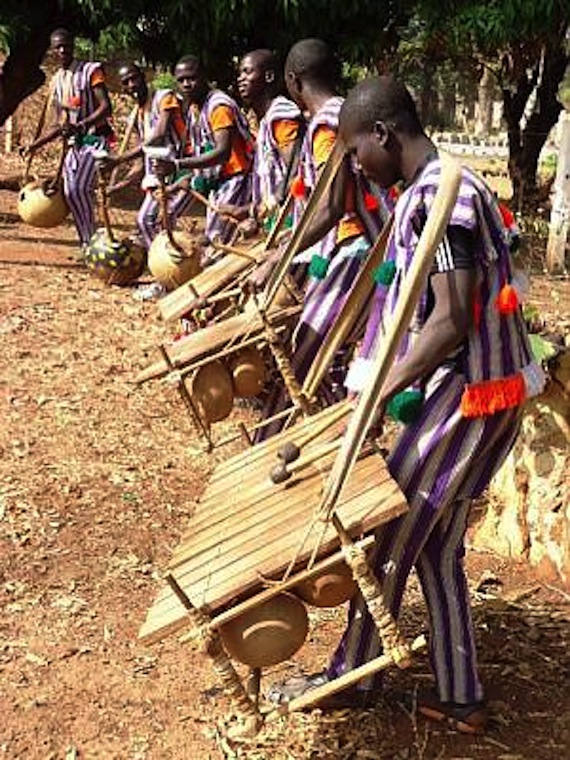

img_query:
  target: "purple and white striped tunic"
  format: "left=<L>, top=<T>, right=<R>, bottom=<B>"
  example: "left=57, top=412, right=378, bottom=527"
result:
left=252, top=95, right=302, bottom=209
left=186, top=89, right=253, bottom=241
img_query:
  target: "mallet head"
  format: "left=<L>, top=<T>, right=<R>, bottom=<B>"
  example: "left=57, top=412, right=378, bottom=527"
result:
left=277, top=442, right=300, bottom=464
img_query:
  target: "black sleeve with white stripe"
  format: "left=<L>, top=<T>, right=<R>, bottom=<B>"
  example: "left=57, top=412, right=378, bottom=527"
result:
left=431, top=225, right=475, bottom=273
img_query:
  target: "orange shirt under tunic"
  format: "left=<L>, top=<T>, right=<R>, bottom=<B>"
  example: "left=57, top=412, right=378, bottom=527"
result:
left=210, top=104, right=252, bottom=178
left=313, top=125, right=364, bottom=244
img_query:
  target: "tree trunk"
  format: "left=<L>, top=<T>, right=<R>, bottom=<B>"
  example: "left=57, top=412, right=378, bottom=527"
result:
left=475, top=67, right=494, bottom=136
left=471, top=351, right=570, bottom=586
left=502, top=40, right=568, bottom=210
left=0, top=1, right=63, bottom=126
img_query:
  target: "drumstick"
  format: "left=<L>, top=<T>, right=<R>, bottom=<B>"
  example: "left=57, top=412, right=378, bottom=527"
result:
left=276, top=400, right=351, bottom=464
left=108, top=104, right=139, bottom=189
left=270, top=437, right=341, bottom=484
left=189, top=187, right=241, bottom=223
left=22, top=80, right=55, bottom=184
left=210, top=240, right=260, bottom=262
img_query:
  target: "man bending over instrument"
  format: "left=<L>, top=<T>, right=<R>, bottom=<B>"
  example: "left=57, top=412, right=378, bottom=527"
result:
left=270, top=76, right=544, bottom=734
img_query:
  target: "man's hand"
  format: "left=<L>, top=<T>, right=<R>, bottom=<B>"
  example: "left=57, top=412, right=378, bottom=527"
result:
left=237, top=217, right=259, bottom=239
left=150, top=157, right=176, bottom=179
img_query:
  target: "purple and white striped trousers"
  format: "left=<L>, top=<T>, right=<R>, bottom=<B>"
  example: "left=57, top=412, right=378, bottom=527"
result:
left=137, top=188, right=193, bottom=250
left=206, top=173, right=252, bottom=243
left=63, top=144, right=99, bottom=245
left=327, top=366, right=522, bottom=703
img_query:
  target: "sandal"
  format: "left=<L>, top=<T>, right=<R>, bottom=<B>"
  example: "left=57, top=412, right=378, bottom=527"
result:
left=394, top=689, right=488, bottom=735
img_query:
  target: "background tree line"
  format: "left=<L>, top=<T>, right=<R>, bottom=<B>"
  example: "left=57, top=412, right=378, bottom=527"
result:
left=1, top=0, right=569, bottom=206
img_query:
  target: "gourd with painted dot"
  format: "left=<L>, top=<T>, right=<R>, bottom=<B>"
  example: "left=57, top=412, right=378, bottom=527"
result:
left=18, top=181, right=68, bottom=228
left=189, top=360, right=234, bottom=423
left=84, top=229, right=146, bottom=286
left=294, top=561, right=358, bottom=608
left=228, top=347, right=266, bottom=398
left=219, top=593, right=309, bottom=667
left=147, top=230, right=202, bottom=291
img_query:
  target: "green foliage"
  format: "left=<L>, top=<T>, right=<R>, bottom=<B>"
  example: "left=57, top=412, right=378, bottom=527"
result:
left=151, top=71, right=177, bottom=90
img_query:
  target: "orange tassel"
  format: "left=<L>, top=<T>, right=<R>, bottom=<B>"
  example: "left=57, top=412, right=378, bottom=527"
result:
left=460, top=373, right=526, bottom=417
left=364, top=192, right=379, bottom=211
left=496, top=283, right=519, bottom=314
left=290, top=175, right=306, bottom=199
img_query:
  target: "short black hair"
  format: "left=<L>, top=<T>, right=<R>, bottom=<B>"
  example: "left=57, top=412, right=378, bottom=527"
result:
left=341, top=76, right=423, bottom=137
left=245, top=49, right=277, bottom=72
left=50, top=28, right=74, bottom=43
left=175, top=55, right=203, bottom=71
left=285, top=38, right=338, bottom=88
left=118, top=62, right=143, bottom=79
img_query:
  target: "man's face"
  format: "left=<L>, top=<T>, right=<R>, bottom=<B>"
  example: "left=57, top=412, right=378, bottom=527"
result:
left=340, top=121, right=398, bottom=188
left=120, top=68, right=147, bottom=104
left=175, top=61, right=208, bottom=103
left=237, top=55, right=268, bottom=104
left=51, top=34, right=74, bottom=69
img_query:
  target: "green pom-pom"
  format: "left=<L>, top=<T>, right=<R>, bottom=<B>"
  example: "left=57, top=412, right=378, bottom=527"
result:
left=373, top=260, right=396, bottom=286
left=309, top=254, right=329, bottom=280
left=191, top=175, right=219, bottom=194
left=387, top=389, right=424, bottom=424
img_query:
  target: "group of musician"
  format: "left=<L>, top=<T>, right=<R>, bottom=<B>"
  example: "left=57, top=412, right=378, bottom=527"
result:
left=23, top=27, right=545, bottom=735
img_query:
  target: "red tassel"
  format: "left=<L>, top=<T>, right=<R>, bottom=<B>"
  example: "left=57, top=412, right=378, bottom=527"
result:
left=473, top=295, right=482, bottom=329
left=496, top=283, right=519, bottom=315
left=388, top=185, right=400, bottom=202
left=461, top=373, right=526, bottom=417
left=364, top=192, right=379, bottom=211
left=498, top=202, right=515, bottom=230
left=290, top=175, right=306, bottom=199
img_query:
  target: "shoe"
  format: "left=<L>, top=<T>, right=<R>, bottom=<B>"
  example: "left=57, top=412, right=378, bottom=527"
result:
left=266, top=671, right=381, bottom=711
left=393, top=689, right=488, bottom=735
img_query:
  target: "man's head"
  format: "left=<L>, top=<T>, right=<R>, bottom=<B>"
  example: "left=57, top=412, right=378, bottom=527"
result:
left=118, top=63, right=147, bottom=104
left=50, top=29, right=74, bottom=69
left=339, top=76, right=424, bottom=187
left=284, top=39, right=338, bottom=109
left=175, top=56, right=209, bottom=104
left=237, top=49, right=277, bottom=105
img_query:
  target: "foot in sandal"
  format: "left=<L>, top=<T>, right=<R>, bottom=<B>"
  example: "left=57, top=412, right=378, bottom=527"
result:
left=392, top=689, right=488, bottom=735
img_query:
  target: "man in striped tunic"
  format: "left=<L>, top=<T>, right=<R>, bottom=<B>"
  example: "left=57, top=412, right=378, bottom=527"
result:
left=25, top=29, right=113, bottom=249
left=156, top=56, right=254, bottom=245
left=227, top=48, right=303, bottom=236
left=105, top=63, right=189, bottom=249
left=272, top=76, right=544, bottom=733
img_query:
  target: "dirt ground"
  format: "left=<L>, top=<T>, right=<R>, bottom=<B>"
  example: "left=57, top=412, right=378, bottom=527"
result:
left=1, top=164, right=569, bottom=760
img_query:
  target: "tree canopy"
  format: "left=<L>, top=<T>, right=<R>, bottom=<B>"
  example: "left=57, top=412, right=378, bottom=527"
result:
left=1, top=0, right=568, bottom=204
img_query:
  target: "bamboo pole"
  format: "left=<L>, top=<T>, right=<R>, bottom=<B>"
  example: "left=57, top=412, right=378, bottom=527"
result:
left=261, top=141, right=345, bottom=309
left=317, top=155, right=462, bottom=521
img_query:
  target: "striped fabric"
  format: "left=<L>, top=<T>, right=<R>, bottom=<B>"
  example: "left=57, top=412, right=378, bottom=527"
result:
left=186, top=90, right=254, bottom=242
left=293, top=96, right=344, bottom=265
left=52, top=62, right=111, bottom=244
left=360, top=158, right=540, bottom=390
left=329, top=158, right=538, bottom=704
left=137, top=89, right=186, bottom=182
left=252, top=95, right=302, bottom=209
left=328, top=368, right=523, bottom=702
